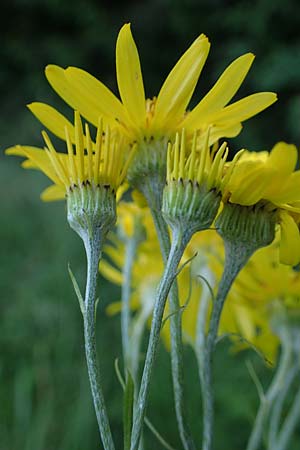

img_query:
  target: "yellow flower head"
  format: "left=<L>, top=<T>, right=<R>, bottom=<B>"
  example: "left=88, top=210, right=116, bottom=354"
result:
left=224, top=242, right=300, bottom=361
left=6, top=111, right=136, bottom=200
left=219, top=142, right=300, bottom=265
left=27, top=23, right=277, bottom=190
left=179, top=231, right=279, bottom=363
left=100, top=202, right=163, bottom=315
left=7, top=112, right=137, bottom=238
left=39, top=25, right=277, bottom=142
left=162, top=128, right=234, bottom=233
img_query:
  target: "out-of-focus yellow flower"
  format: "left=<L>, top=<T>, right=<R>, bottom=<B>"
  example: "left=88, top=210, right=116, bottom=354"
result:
left=30, top=24, right=276, bottom=154
left=179, top=231, right=280, bottom=362
left=219, top=142, right=300, bottom=265
left=232, top=244, right=300, bottom=309
left=224, top=242, right=300, bottom=360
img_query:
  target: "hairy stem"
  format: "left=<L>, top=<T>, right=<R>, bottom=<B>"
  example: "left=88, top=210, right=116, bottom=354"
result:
left=201, top=240, right=254, bottom=450
left=83, top=233, right=115, bottom=450
left=151, top=208, right=196, bottom=450
left=130, top=228, right=190, bottom=450
left=140, top=177, right=196, bottom=450
left=246, top=331, right=293, bottom=450
left=122, top=236, right=139, bottom=369
left=274, top=374, right=300, bottom=450
left=268, top=359, right=299, bottom=449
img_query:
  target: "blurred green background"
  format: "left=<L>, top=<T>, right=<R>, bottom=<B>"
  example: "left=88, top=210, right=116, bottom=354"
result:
left=1, top=0, right=300, bottom=449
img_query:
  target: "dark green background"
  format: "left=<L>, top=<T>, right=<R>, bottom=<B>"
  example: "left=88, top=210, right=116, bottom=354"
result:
left=1, top=0, right=300, bottom=449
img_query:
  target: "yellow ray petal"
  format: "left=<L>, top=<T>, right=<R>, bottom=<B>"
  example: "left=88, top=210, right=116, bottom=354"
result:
left=5, top=144, right=41, bottom=157
left=41, top=184, right=65, bottom=201
left=64, top=67, right=128, bottom=127
left=7, top=145, right=62, bottom=185
left=205, top=92, right=277, bottom=125
left=183, top=53, right=255, bottom=129
left=153, top=34, right=210, bottom=127
left=279, top=211, right=300, bottom=265
left=27, top=103, right=76, bottom=142
left=99, top=260, right=123, bottom=285
left=263, top=143, right=298, bottom=199
left=267, top=142, right=298, bottom=174
left=116, top=23, right=146, bottom=127
left=271, top=171, right=300, bottom=204
left=228, top=164, right=275, bottom=205
left=197, top=122, right=242, bottom=147
left=106, top=301, right=122, bottom=316
left=46, top=65, right=126, bottom=128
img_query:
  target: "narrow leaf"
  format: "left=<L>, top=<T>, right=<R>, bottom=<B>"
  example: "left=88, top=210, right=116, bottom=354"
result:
left=68, top=264, right=85, bottom=315
left=123, top=371, right=135, bottom=450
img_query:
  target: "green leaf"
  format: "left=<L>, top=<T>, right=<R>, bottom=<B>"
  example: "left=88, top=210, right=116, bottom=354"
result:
left=114, top=361, right=176, bottom=450
left=68, top=263, right=85, bottom=315
left=123, top=371, right=134, bottom=450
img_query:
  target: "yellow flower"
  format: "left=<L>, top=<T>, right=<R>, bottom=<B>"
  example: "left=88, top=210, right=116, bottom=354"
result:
left=220, top=142, right=300, bottom=265
left=225, top=242, right=300, bottom=361
left=180, top=231, right=279, bottom=362
left=100, top=202, right=163, bottom=314
left=166, top=129, right=230, bottom=192
left=29, top=24, right=276, bottom=155
left=233, top=244, right=300, bottom=309
left=6, top=111, right=136, bottom=201
left=163, top=129, right=236, bottom=233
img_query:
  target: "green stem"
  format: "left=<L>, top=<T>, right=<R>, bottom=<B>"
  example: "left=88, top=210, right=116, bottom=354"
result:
left=201, top=240, right=254, bottom=450
left=140, top=175, right=196, bottom=450
left=83, top=233, right=115, bottom=450
left=130, top=227, right=190, bottom=450
left=246, top=331, right=293, bottom=450
left=151, top=208, right=196, bottom=450
left=122, top=236, right=138, bottom=369
left=130, top=306, right=151, bottom=383
left=268, top=360, right=299, bottom=449
left=195, top=267, right=213, bottom=398
left=274, top=373, right=300, bottom=450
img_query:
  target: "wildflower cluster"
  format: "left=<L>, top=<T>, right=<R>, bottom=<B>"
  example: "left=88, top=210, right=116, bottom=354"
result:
left=6, top=21, right=300, bottom=450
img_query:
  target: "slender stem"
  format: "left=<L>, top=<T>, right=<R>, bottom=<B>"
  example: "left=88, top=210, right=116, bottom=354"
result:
left=122, top=236, right=138, bottom=369
left=83, top=233, right=115, bottom=450
left=275, top=371, right=300, bottom=450
left=130, top=228, right=190, bottom=450
left=130, top=307, right=151, bottom=383
left=246, top=331, right=293, bottom=450
left=268, top=360, right=299, bottom=449
left=151, top=207, right=196, bottom=450
left=195, top=268, right=213, bottom=396
left=201, top=240, right=254, bottom=450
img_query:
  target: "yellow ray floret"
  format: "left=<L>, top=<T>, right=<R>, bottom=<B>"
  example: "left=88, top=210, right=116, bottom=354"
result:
left=166, top=128, right=230, bottom=191
left=41, top=23, right=276, bottom=145
left=220, top=142, right=300, bottom=265
left=223, top=142, right=300, bottom=208
left=6, top=112, right=137, bottom=200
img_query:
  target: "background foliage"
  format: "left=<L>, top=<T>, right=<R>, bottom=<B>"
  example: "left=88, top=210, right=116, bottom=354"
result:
left=1, top=0, right=300, bottom=448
